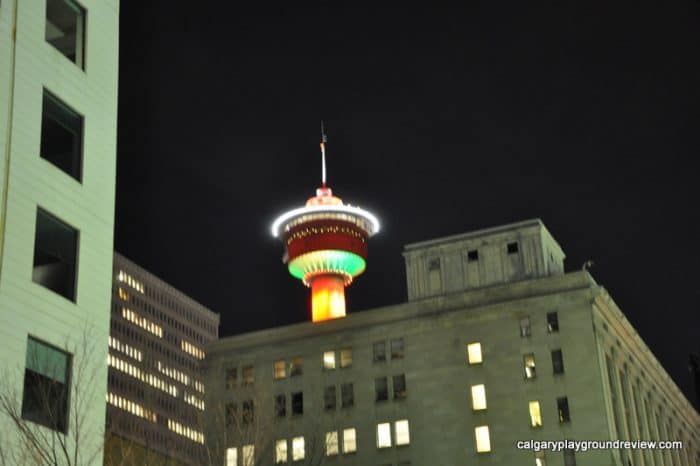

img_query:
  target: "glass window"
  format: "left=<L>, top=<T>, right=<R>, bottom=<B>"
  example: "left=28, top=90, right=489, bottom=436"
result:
left=467, top=342, right=482, bottom=364
left=242, top=365, right=254, bottom=385
left=547, top=312, right=559, bottom=332
left=524, top=353, right=536, bottom=379
left=226, top=368, right=237, bottom=389
left=33, top=207, right=79, bottom=301
left=393, top=374, right=407, bottom=399
left=242, top=400, right=254, bottom=424
left=273, top=359, right=286, bottom=379
left=292, top=436, right=304, bottom=461
left=225, top=402, right=237, bottom=426
left=290, top=357, right=303, bottom=376
left=471, top=384, right=487, bottom=411
left=323, top=351, right=336, bottom=370
left=21, top=337, right=71, bottom=432
left=275, top=439, right=287, bottom=464
left=467, top=249, right=479, bottom=262
left=395, top=419, right=410, bottom=446
left=390, top=338, right=405, bottom=359
left=45, top=0, right=85, bottom=68
left=274, top=394, right=286, bottom=417
left=225, top=447, right=237, bottom=466
left=563, top=449, right=576, bottom=466
left=325, top=431, right=339, bottom=456
left=242, top=444, right=254, bottom=466
left=529, top=401, right=542, bottom=427
left=373, top=341, right=386, bottom=362
left=375, top=377, right=388, bottom=402
left=520, top=316, right=531, bottom=337
left=507, top=241, right=519, bottom=254
left=474, top=425, right=491, bottom=453
left=341, top=383, right=354, bottom=408
left=292, top=392, right=303, bottom=415
left=340, top=348, right=352, bottom=368
left=557, top=396, right=570, bottom=423
left=342, top=428, right=357, bottom=454
left=552, top=349, right=564, bottom=374
left=377, top=422, right=392, bottom=448
left=324, top=385, right=336, bottom=410
left=40, top=90, right=83, bottom=180
left=535, top=451, right=547, bottom=466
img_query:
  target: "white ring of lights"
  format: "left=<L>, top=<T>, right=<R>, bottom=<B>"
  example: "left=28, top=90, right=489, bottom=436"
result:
left=271, top=205, right=380, bottom=237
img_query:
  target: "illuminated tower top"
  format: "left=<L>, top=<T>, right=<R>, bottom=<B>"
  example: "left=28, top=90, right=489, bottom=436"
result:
left=271, top=125, right=379, bottom=322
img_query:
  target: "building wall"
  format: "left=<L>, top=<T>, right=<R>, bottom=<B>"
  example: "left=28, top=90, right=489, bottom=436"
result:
left=0, top=0, right=119, bottom=464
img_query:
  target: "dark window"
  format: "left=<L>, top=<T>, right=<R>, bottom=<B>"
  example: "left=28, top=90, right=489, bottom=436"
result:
left=21, top=337, right=71, bottom=433
left=393, top=374, right=407, bottom=399
left=547, top=312, right=559, bottom=333
left=563, top=448, right=576, bottom=466
left=390, top=338, right=404, bottom=359
left=290, top=357, right=303, bottom=376
left=341, top=383, right=354, bottom=408
left=33, top=208, right=78, bottom=301
left=520, top=317, right=531, bottom=337
left=552, top=349, right=565, bottom=374
left=225, top=402, right=237, bottom=426
left=324, top=385, right=336, bottom=411
left=375, top=377, right=388, bottom=402
left=428, top=258, right=441, bottom=271
left=274, top=394, right=286, bottom=418
left=41, top=90, right=83, bottom=180
left=242, top=365, right=254, bottom=385
left=557, top=396, right=570, bottom=423
left=45, top=0, right=85, bottom=67
left=242, top=400, right=254, bottom=424
left=291, top=392, right=303, bottom=415
left=373, top=341, right=386, bottom=362
left=507, top=242, right=519, bottom=254
left=225, top=368, right=237, bottom=389
left=467, top=249, right=479, bottom=262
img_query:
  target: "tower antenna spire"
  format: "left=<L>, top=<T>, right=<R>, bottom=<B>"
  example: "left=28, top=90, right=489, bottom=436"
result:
left=320, top=120, right=328, bottom=187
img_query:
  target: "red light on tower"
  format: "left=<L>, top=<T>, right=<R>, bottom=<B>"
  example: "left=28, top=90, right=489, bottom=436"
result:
left=271, top=124, right=379, bottom=322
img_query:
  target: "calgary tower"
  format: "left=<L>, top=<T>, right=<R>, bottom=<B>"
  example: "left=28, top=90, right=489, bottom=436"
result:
left=271, top=125, right=380, bottom=322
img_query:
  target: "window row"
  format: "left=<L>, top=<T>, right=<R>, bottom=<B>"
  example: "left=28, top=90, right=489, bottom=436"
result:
left=373, top=338, right=404, bottom=362
left=375, top=374, right=407, bottom=402
left=520, top=312, right=560, bottom=337
left=377, top=420, right=410, bottom=448
left=323, top=383, right=355, bottom=410
left=466, top=343, right=565, bottom=377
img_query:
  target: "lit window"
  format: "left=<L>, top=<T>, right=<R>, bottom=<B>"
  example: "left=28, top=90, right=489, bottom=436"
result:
left=341, top=383, right=354, bottom=408
left=390, top=338, right=404, bottom=359
left=290, top=357, right=303, bottom=376
left=529, top=401, right=542, bottom=427
left=292, top=392, right=303, bottom=415
left=373, top=341, right=386, bottom=362
left=41, top=89, right=83, bottom=181
left=535, top=450, right=547, bottom=466
left=292, top=436, right=305, bottom=461
left=524, top=353, right=536, bottom=379
left=242, top=444, right=254, bottom=466
left=343, top=428, right=357, bottom=453
left=45, top=0, right=85, bottom=67
left=33, top=207, right=78, bottom=301
left=324, top=385, right=336, bottom=410
left=557, top=396, right=570, bottom=423
left=340, top=348, right=353, bottom=368
left=395, top=420, right=410, bottom=446
left=22, top=337, right=70, bottom=432
left=375, top=377, right=388, bottom=402
left=275, top=439, right=288, bottom=464
left=547, top=312, right=559, bottom=332
left=226, top=447, right=237, bottom=466
left=242, top=365, right=254, bottom=385
left=520, top=316, right=531, bottom=337
left=471, top=384, right=487, bottom=411
left=393, top=374, right=407, bottom=399
left=226, top=368, right=237, bottom=389
left=552, top=350, right=564, bottom=374
left=274, top=359, right=286, bottom=379
left=467, top=342, right=482, bottom=364
left=377, top=422, right=392, bottom=448
left=323, top=351, right=336, bottom=370
left=563, top=449, right=576, bottom=466
left=474, top=425, right=491, bottom=453
left=326, top=431, right=339, bottom=456
left=275, top=394, right=286, bottom=417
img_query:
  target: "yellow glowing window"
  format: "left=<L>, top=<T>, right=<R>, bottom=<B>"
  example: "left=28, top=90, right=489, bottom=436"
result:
left=340, top=348, right=353, bottom=368
left=323, top=351, right=336, bottom=370
left=242, top=444, right=254, bottom=466
left=325, top=431, right=339, bottom=456
left=467, top=342, right=482, bottom=364
left=377, top=422, right=392, bottom=448
left=524, top=353, right=536, bottom=379
left=226, top=447, right=237, bottom=466
left=273, top=360, right=286, bottom=379
left=395, top=419, right=410, bottom=446
left=292, top=436, right=305, bottom=461
left=275, top=439, right=287, bottom=463
left=475, top=425, right=491, bottom=452
left=471, top=384, right=487, bottom=411
left=343, top=428, right=356, bottom=454
left=535, top=450, right=546, bottom=465
left=529, top=401, right=542, bottom=427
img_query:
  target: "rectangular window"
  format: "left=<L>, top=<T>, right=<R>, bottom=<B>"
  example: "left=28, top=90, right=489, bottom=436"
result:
left=474, top=425, right=491, bottom=453
left=524, top=353, right=536, bottom=379
left=33, top=208, right=79, bottom=301
left=341, top=383, right=354, bottom=408
left=275, top=439, right=287, bottom=464
left=273, top=359, right=286, bottom=379
left=563, top=449, right=576, bottom=466
left=242, top=444, right=254, bottom=466
left=393, top=374, right=407, bottom=399
left=395, top=419, right=410, bottom=446
left=377, top=422, right=392, bottom=448
left=391, top=338, right=405, bottom=359
left=323, top=351, right=336, bottom=370
left=226, top=368, right=237, bottom=389
left=529, top=401, right=542, bottom=427
left=242, top=365, right=254, bottom=385
left=552, top=349, right=564, bottom=374
left=466, top=342, right=482, bottom=364
left=225, top=402, right=237, bottom=426
left=507, top=241, right=519, bottom=254
left=325, top=431, right=339, bottom=456
left=343, top=428, right=357, bottom=454
left=274, top=394, right=286, bottom=418
left=375, top=377, right=388, bottom=402
left=520, top=316, right=531, bottom=337
left=292, top=436, right=304, bottom=461
left=428, top=257, right=441, bottom=270
left=340, top=348, right=352, bottom=368
left=41, top=90, right=83, bottom=180
left=290, top=357, right=303, bottom=376
left=557, top=396, right=570, bottom=423
left=292, top=392, right=303, bottom=415
left=546, top=312, right=559, bottom=332
left=373, top=341, right=386, bottom=362
left=467, top=249, right=479, bottom=262
left=21, top=337, right=71, bottom=432
left=45, top=0, right=85, bottom=67
left=535, top=451, right=547, bottom=466
left=324, top=385, right=336, bottom=410
left=242, top=400, right=254, bottom=424
left=471, top=384, right=487, bottom=411
left=226, top=447, right=237, bottom=466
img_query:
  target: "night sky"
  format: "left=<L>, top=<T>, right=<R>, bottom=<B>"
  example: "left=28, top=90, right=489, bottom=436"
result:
left=115, top=3, right=699, bottom=404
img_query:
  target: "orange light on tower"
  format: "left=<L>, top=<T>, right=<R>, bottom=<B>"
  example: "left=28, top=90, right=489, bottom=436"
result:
left=271, top=124, right=379, bottom=322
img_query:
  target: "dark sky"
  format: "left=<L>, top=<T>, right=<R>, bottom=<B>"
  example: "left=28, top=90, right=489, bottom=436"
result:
left=116, top=3, right=700, bottom=405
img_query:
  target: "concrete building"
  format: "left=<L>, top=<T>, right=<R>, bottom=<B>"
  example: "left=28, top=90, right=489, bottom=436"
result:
left=0, top=0, right=119, bottom=464
left=203, top=219, right=700, bottom=466
left=106, top=253, right=219, bottom=466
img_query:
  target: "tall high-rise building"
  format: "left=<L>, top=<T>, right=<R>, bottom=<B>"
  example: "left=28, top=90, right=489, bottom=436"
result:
left=203, top=219, right=700, bottom=466
left=0, top=1, right=119, bottom=464
left=106, top=253, right=219, bottom=466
